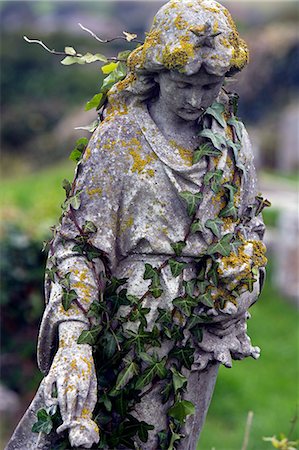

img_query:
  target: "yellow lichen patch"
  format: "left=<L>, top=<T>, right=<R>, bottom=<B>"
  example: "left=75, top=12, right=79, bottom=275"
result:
left=222, top=217, right=239, bottom=231
left=81, top=408, right=91, bottom=418
left=81, top=356, right=93, bottom=374
left=84, top=147, right=91, bottom=161
left=212, top=287, right=236, bottom=306
left=120, top=216, right=134, bottom=234
left=211, top=188, right=226, bottom=210
left=146, top=169, right=155, bottom=177
left=220, top=36, right=230, bottom=49
left=87, top=187, right=103, bottom=197
left=213, top=20, right=219, bottom=33
left=169, top=139, right=193, bottom=166
left=250, top=240, right=268, bottom=267
left=190, top=24, right=207, bottom=35
left=162, top=35, right=194, bottom=70
left=223, top=8, right=249, bottom=71
left=122, top=137, right=156, bottom=174
left=70, top=359, right=78, bottom=371
left=127, top=30, right=162, bottom=71
left=225, top=124, right=233, bottom=140
left=73, top=281, right=92, bottom=302
left=174, top=13, right=188, bottom=30
left=116, top=73, right=137, bottom=93
left=102, top=139, right=117, bottom=151
left=203, top=6, right=221, bottom=13
left=218, top=243, right=251, bottom=276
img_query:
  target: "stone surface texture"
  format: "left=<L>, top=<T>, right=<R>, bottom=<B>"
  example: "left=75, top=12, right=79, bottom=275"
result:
left=6, top=1, right=266, bottom=449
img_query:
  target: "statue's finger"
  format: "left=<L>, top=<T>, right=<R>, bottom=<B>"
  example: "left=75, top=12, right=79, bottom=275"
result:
left=56, top=376, right=68, bottom=419
left=66, top=383, right=79, bottom=422
left=43, top=373, right=57, bottom=408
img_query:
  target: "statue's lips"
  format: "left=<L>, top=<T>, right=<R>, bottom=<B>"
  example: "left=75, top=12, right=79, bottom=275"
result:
left=181, top=107, right=200, bottom=114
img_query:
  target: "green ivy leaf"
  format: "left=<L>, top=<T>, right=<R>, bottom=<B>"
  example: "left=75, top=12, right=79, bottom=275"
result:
left=205, top=218, right=223, bottom=238
left=227, top=117, right=243, bottom=141
left=169, top=259, right=187, bottom=278
left=207, top=261, right=219, bottom=287
left=156, top=308, right=172, bottom=325
left=105, top=277, right=127, bottom=296
left=62, top=289, right=78, bottom=311
left=197, top=280, right=210, bottom=295
left=137, top=421, right=155, bottom=443
left=169, top=345, right=194, bottom=370
left=102, top=62, right=119, bottom=74
left=82, top=220, right=97, bottom=234
left=101, top=62, right=127, bottom=92
left=61, top=52, right=107, bottom=65
left=114, top=359, right=139, bottom=391
left=77, top=325, right=102, bottom=345
left=242, top=276, right=257, bottom=293
left=149, top=280, right=163, bottom=299
left=190, top=219, right=204, bottom=234
left=32, top=408, right=53, bottom=434
left=85, top=93, right=104, bottom=111
left=198, top=290, right=214, bottom=308
left=179, top=191, right=203, bottom=216
left=69, top=137, right=88, bottom=162
left=168, top=400, right=195, bottom=424
left=45, top=267, right=58, bottom=283
left=219, top=201, right=238, bottom=219
left=205, top=102, right=226, bottom=128
left=135, top=358, right=167, bottom=390
left=173, top=296, right=197, bottom=317
left=199, top=129, right=227, bottom=151
left=64, top=46, right=77, bottom=56
left=101, top=331, right=117, bottom=359
left=87, top=300, right=107, bottom=318
left=207, top=233, right=233, bottom=256
left=143, top=263, right=159, bottom=280
left=203, top=169, right=223, bottom=193
left=187, top=314, right=212, bottom=329
left=62, top=179, right=72, bottom=198
left=190, top=325, right=203, bottom=342
left=171, top=367, right=187, bottom=392
left=227, top=140, right=246, bottom=176
left=184, top=279, right=196, bottom=297
left=193, top=143, right=222, bottom=163
left=171, top=241, right=186, bottom=257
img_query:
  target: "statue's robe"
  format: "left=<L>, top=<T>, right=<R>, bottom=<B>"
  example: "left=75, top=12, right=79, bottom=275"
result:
left=7, top=98, right=265, bottom=450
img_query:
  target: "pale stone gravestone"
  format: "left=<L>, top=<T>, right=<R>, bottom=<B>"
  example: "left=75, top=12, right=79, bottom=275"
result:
left=7, top=1, right=268, bottom=449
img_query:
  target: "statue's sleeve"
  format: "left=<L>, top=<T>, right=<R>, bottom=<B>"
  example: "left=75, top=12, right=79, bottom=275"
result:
left=37, top=124, right=126, bottom=374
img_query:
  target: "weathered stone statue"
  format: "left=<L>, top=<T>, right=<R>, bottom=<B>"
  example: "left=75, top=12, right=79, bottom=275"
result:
left=7, top=1, right=268, bottom=449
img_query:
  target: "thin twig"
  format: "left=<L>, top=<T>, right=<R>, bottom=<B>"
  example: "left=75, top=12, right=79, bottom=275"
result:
left=24, top=36, right=77, bottom=56
left=78, top=23, right=144, bottom=44
left=241, top=411, right=254, bottom=450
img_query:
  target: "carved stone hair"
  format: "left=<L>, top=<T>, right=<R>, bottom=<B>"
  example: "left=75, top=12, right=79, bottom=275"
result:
left=108, top=0, right=248, bottom=107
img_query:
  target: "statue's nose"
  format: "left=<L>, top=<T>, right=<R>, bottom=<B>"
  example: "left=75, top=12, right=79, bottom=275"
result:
left=189, top=91, right=203, bottom=109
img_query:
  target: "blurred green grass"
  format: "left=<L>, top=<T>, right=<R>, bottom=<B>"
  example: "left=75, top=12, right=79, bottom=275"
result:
left=198, top=269, right=298, bottom=450
left=1, top=163, right=298, bottom=449
left=1, top=161, right=74, bottom=238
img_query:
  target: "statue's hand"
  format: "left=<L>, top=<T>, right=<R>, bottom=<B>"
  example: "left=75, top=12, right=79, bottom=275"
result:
left=43, top=322, right=99, bottom=448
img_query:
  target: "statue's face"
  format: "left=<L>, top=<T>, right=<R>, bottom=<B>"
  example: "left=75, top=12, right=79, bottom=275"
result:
left=155, top=69, right=225, bottom=121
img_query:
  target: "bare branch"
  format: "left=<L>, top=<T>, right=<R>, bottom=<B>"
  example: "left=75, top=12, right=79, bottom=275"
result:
left=23, top=36, right=70, bottom=56
left=78, top=23, right=144, bottom=44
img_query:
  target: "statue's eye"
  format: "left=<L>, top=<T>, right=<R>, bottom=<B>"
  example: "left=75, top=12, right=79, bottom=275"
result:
left=203, top=83, right=218, bottom=91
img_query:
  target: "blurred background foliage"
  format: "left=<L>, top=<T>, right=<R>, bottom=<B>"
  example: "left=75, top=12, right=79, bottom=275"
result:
left=0, top=1, right=298, bottom=449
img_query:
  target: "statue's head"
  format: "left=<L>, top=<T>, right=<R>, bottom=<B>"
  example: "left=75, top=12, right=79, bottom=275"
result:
left=109, top=0, right=248, bottom=108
